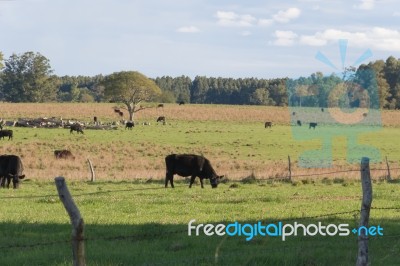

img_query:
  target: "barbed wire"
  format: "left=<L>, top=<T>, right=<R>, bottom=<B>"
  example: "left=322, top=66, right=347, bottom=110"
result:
left=1, top=206, right=398, bottom=251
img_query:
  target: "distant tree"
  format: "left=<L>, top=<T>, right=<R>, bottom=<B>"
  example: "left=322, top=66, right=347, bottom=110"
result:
left=250, top=88, right=275, bottom=105
left=1, top=51, right=56, bottom=102
left=102, top=71, right=162, bottom=121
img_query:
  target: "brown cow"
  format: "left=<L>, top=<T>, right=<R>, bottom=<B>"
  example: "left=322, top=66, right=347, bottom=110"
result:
left=264, top=122, right=272, bottom=128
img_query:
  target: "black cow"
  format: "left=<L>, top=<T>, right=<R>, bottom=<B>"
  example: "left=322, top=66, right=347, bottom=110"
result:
left=157, top=116, right=166, bottom=123
left=0, top=130, right=13, bottom=140
left=70, top=123, right=84, bottom=134
left=157, top=103, right=164, bottom=108
left=264, top=122, right=272, bottom=128
left=0, top=155, right=25, bottom=189
left=165, top=154, right=223, bottom=189
left=179, top=101, right=185, bottom=105
left=297, top=120, right=302, bottom=126
left=309, top=122, right=317, bottom=129
left=54, top=150, right=75, bottom=160
left=125, top=121, right=134, bottom=130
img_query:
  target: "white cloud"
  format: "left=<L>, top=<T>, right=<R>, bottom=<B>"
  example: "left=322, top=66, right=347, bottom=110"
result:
left=216, top=7, right=301, bottom=28
left=215, top=11, right=256, bottom=27
left=300, top=35, right=327, bottom=46
left=176, top=26, right=200, bottom=33
left=393, top=11, right=400, bottom=17
left=354, top=0, right=375, bottom=10
left=282, top=27, right=400, bottom=51
left=273, top=30, right=298, bottom=46
left=258, top=18, right=273, bottom=27
left=272, top=7, right=301, bottom=23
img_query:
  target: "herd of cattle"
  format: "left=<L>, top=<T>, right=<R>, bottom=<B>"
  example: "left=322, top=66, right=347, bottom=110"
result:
left=2, top=103, right=327, bottom=190
left=265, top=121, right=318, bottom=129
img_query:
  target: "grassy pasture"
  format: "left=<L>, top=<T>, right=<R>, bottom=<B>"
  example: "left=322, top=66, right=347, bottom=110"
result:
left=0, top=103, right=399, bottom=265
left=0, top=180, right=399, bottom=265
left=0, top=103, right=400, bottom=181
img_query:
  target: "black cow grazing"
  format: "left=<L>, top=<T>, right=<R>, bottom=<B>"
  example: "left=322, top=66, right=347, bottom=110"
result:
left=264, top=122, right=272, bottom=128
left=0, top=130, right=13, bottom=140
left=297, top=120, right=302, bottom=126
left=54, top=150, right=75, bottom=160
left=70, top=123, right=84, bottom=134
left=309, top=122, right=317, bottom=129
left=157, top=103, right=164, bottom=108
left=292, top=112, right=296, bottom=116
left=118, top=111, right=124, bottom=117
left=0, top=155, right=25, bottom=189
left=157, top=116, right=166, bottom=123
left=165, top=154, right=223, bottom=189
left=321, top=108, right=324, bottom=112
left=125, top=121, right=134, bottom=130
left=179, top=101, right=185, bottom=105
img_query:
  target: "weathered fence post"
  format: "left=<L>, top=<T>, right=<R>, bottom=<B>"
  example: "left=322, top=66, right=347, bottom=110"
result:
left=87, top=159, right=95, bottom=182
left=288, top=155, right=292, bottom=181
left=356, top=157, right=372, bottom=266
left=55, top=177, right=86, bottom=266
left=385, top=156, right=391, bottom=181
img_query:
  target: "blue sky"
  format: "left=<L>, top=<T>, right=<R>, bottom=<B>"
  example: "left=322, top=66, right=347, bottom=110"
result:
left=0, top=0, right=399, bottom=79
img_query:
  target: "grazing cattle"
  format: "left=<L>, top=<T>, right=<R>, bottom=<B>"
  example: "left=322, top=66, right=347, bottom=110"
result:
left=179, top=101, right=185, bottom=105
left=292, top=112, right=296, bottom=116
left=264, top=122, right=272, bottom=128
left=363, top=113, right=368, bottom=117
left=297, top=120, right=302, bottom=126
left=157, top=103, right=164, bottom=108
left=54, top=150, right=75, bottom=160
left=0, top=130, right=13, bottom=140
left=125, top=121, right=134, bottom=130
left=0, top=155, right=25, bottom=189
left=70, top=123, right=84, bottom=134
left=321, top=108, right=324, bottom=112
left=165, top=154, right=223, bottom=189
left=157, top=116, right=166, bottom=123
left=114, top=109, right=124, bottom=117
left=309, top=122, right=317, bottom=129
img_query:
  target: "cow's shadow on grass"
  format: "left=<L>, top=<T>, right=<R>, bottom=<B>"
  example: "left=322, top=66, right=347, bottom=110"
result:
left=0, top=217, right=399, bottom=266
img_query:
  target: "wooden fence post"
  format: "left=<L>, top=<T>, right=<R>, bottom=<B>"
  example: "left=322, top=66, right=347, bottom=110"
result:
left=385, top=156, right=391, bottom=181
left=288, top=155, right=292, bottom=181
left=356, top=157, right=372, bottom=266
left=55, top=177, right=86, bottom=266
left=87, top=159, right=95, bottom=182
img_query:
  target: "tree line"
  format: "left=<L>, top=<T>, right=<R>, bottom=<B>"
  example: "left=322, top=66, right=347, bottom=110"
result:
left=1, top=51, right=400, bottom=109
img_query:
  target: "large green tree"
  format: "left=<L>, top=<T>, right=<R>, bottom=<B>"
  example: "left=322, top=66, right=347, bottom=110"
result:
left=1, top=51, right=56, bottom=102
left=102, top=71, right=161, bottom=121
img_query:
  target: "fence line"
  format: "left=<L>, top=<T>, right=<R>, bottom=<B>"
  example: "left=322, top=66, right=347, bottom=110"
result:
left=1, top=206, right=399, bottom=251
left=0, top=167, right=398, bottom=200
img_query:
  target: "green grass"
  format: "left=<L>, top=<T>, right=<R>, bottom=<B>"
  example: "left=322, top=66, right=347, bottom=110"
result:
left=0, top=180, right=399, bottom=265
